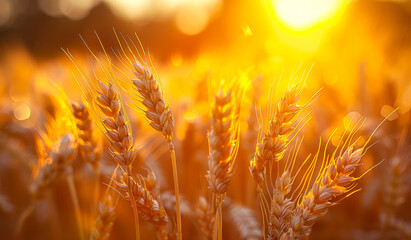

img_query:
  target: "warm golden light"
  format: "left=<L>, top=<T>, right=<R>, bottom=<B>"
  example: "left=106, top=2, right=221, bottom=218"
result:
left=273, top=0, right=345, bottom=31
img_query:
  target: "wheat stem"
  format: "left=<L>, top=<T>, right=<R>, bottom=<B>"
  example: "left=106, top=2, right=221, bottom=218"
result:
left=169, top=143, right=182, bottom=240
left=15, top=202, right=35, bottom=235
left=128, top=179, right=141, bottom=240
left=66, top=169, right=85, bottom=240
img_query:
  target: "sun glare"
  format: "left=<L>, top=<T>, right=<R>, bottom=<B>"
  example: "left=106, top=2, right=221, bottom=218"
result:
left=273, top=0, right=345, bottom=31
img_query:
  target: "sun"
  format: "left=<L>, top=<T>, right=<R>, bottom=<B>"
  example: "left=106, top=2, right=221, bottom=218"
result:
left=273, top=0, right=346, bottom=31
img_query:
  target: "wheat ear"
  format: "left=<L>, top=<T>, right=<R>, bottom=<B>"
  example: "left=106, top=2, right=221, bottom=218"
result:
left=386, top=216, right=411, bottom=239
left=267, top=171, right=294, bottom=240
left=382, top=157, right=409, bottom=219
left=116, top=174, right=169, bottom=240
left=380, top=151, right=410, bottom=237
left=96, top=80, right=136, bottom=172
left=250, top=85, right=302, bottom=186
left=31, top=134, right=76, bottom=199
left=17, top=134, right=76, bottom=235
left=90, top=192, right=117, bottom=240
left=95, top=80, right=143, bottom=240
left=229, top=203, right=263, bottom=240
left=196, top=196, right=215, bottom=240
left=72, top=102, right=101, bottom=172
left=131, top=62, right=181, bottom=239
left=206, top=86, right=241, bottom=240
left=289, top=146, right=364, bottom=239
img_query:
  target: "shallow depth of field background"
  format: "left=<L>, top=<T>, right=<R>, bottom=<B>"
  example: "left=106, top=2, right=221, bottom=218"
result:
left=0, top=0, right=410, bottom=239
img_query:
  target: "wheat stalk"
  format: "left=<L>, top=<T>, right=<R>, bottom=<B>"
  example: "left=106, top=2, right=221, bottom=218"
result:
left=131, top=62, right=181, bottom=239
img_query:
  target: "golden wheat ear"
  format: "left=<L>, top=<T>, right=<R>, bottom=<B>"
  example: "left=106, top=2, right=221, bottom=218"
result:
left=115, top=174, right=169, bottom=239
left=205, top=81, right=244, bottom=240
left=196, top=196, right=215, bottom=240
left=90, top=192, right=118, bottom=240
left=228, top=203, right=263, bottom=240
left=250, top=83, right=307, bottom=186
left=130, top=62, right=174, bottom=142
left=71, top=102, right=101, bottom=172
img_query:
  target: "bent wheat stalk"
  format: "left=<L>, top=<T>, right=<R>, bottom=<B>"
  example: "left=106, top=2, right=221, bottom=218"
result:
left=94, top=80, right=142, bottom=240
left=131, top=62, right=181, bottom=239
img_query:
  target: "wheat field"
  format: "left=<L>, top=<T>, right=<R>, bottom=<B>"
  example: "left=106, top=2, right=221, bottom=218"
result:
left=0, top=0, right=411, bottom=240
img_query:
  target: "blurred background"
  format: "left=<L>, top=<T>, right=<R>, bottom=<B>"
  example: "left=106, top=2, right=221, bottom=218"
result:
left=0, top=0, right=411, bottom=239
left=1, top=0, right=411, bottom=113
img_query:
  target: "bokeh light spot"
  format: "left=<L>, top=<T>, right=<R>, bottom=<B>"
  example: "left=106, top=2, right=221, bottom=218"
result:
left=0, top=0, right=12, bottom=26
left=176, top=6, right=209, bottom=35
left=380, top=105, right=398, bottom=121
left=343, top=111, right=361, bottom=131
left=14, top=103, right=31, bottom=121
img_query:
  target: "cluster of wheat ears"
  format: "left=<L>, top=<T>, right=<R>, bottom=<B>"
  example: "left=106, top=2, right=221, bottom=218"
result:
left=12, top=34, right=408, bottom=240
